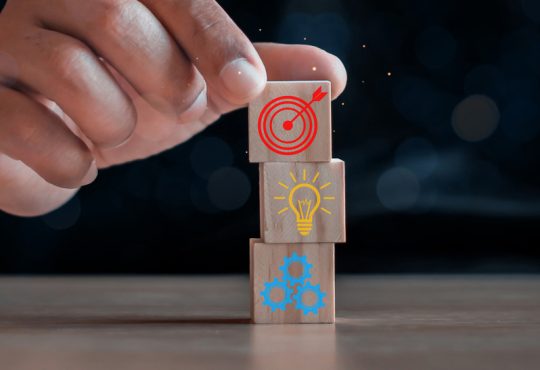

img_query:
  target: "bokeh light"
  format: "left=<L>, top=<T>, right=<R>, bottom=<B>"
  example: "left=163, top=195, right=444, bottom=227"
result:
left=190, top=137, right=234, bottom=179
left=451, top=95, right=499, bottom=142
left=464, top=65, right=507, bottom=102
left=207, top=167, right=251, bottom=211
left=394, top=137, right=439, bottom=179
left=377, top=167, right=420, bottom=211
left=190, top=178, right=218, bottom=214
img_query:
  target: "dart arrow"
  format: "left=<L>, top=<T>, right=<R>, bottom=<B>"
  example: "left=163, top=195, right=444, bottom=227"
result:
left=283, top=86, right=328, bottom=131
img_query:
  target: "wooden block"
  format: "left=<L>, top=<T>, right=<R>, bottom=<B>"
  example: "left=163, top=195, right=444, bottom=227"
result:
left=260, top=159, right=346, bottom=243
left=250, top=239, right=335, bottom=324
left=248, top=81, right=332, bottom=163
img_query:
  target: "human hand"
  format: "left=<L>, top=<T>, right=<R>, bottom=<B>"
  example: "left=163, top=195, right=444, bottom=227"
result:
left=0, top=0, right=347, bottom=216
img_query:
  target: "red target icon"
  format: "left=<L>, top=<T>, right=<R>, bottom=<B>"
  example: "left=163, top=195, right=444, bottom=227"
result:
left=258, top=86, right=328, bottom=155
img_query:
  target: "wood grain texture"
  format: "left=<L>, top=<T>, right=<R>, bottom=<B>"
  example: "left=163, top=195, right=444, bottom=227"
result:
left=248, top=81, right=332, bottom=163
left=250, top=240, right=335, bottom=324
left=0, top=276, right=540, bottom=370
left=260, top=159, right=346, bottom=243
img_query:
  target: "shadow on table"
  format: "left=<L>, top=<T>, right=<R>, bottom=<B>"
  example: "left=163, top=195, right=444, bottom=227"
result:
left=0, top=314, right=251, bottom=329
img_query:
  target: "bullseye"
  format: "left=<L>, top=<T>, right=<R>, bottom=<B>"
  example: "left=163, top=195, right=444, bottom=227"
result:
left=257, top=87, right=328, bottom=156
left=283, top=120, right=293, bottom=131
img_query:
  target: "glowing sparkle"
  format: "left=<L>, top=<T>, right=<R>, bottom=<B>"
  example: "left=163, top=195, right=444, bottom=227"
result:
left=341, top=102, right=345, bottom=106
left=387, top=72, right=392, bottom=77
left=238, top=71, right=242, bottom=75
left=303, top=36, right=307, bottom=41
left=362, top=44, right=367, bottom=48
left=312, top=66, right=317, bottom=71
left=258, top=28, right=262, bottom=32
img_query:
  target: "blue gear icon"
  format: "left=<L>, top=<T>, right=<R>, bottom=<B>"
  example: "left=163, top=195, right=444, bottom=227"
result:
left=279, top=252, right=313, bottom=286
left=293, top=281, right=326, bottom=315
left=260, top=278, right=294, bottom=312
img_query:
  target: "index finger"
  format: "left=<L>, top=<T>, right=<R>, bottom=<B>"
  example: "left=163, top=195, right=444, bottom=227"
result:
left=141, top=0, right=267, bottom=105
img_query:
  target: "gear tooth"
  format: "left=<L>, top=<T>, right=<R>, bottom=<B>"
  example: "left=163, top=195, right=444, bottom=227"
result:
left=261, top=278, right=294, bottom=312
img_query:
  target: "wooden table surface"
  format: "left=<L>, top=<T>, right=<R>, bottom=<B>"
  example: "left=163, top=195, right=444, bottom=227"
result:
left=0, top=276, right=539, bottom=370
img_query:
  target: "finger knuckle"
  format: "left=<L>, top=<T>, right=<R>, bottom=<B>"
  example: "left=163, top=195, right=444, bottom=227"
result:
left=46, top=41, right=92, bottom=93
left=177, top=69, right=205, bottom=108
left=93, top=0, right=137, bottom=38
left=158, top=67, right=205, bottom=116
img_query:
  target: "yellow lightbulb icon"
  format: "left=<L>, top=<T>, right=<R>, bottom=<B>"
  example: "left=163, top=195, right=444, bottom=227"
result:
left=289, top=183, right=321, bottom=236
left=274, top=169, right=335, bottom=237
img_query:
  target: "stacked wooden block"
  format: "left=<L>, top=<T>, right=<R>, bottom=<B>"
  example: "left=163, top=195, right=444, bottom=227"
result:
left=248, top=81, right=346, bottom=324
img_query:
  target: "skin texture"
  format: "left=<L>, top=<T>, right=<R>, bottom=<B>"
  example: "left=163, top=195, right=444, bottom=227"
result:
left=0, top=0, right=347, bottom=217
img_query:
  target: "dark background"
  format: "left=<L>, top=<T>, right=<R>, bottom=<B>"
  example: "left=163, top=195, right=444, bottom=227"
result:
left=1, top=0, right=539, bottom=274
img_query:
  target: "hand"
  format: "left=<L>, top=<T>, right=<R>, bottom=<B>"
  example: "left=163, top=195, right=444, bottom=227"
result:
left=0, top=0, right=347, bottom=216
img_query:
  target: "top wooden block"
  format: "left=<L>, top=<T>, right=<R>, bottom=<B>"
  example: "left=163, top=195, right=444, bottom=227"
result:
left=248, top=81, right=332, bottom=163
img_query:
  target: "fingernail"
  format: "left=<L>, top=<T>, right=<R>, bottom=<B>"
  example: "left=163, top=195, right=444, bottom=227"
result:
left=220, top=58, right=266, bottom=101
left=178, top=88, right=207, bottom=124
left=81, top=161, right=98, bottom=186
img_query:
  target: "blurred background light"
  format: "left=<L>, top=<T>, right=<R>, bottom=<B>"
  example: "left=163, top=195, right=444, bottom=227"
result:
left=451, top=95, right=499, bottom=142
left=207, top=167, right=251, bottom=211
left=190, top=137, right=234, bottom=179
left=377, top=167, right=420, bottom=211
left=394, top=137, right=439, bottom=179
left=190, top=179, right=218, bottom=214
